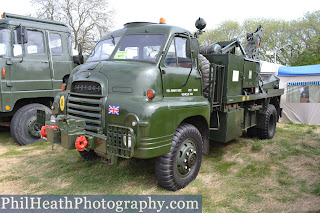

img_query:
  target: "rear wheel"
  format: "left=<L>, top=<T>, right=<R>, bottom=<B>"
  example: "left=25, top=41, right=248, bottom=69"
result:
left=155, top=123, right=203, bottom=191
left=10, top=103, right=51, bottom=145
left=258, top=104, right=277, bottom=139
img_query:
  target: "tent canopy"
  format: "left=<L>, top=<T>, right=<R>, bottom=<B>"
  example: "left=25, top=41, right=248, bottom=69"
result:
left=278, top=64, right=320, bottom=76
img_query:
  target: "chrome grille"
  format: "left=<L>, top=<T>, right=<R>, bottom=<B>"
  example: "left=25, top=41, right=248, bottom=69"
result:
left=67, top=92, right=103, bottom=133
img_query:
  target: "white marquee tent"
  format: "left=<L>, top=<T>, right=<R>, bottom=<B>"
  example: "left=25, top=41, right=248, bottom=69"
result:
left=277, top=64, right=320, bottom=125
left=260, top=62, right=320, bottom=125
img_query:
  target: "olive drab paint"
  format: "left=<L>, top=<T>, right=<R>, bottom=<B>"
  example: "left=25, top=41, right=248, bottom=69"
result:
left=41, top=18, right=284, bottom=190
left=0, top=13, right=78, bottom=145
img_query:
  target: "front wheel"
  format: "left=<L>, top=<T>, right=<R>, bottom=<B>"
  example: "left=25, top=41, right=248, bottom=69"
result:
left=155, top=123, right=203, bottom=191
left=10, top=103, right=51, bottom=145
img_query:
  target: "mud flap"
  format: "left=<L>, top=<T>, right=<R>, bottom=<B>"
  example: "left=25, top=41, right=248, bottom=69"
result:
left=202, top=137, right=210, bottom=156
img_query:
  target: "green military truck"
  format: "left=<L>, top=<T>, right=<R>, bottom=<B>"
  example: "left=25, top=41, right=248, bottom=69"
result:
left=39, top=18, right=284, bottom=191
left=0, top=13, right=79, bottom=145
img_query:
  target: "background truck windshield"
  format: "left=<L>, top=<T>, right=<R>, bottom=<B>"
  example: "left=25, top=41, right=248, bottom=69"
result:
left=0, top=29, right=10, bottom=57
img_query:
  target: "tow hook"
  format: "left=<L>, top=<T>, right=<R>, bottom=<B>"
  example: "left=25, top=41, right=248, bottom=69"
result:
left=75, top=136, right=88, bottom=151
left=40, top=125, right=58, bottom=138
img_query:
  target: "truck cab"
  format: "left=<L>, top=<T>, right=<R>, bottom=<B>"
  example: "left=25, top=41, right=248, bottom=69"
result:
left=0, top=13, right=76, bottom=145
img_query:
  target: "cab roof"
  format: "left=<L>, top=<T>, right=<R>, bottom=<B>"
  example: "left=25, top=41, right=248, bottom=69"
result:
left=0, top=13, right=70, bottom=33
left=100, top=22, right=192, bottom=41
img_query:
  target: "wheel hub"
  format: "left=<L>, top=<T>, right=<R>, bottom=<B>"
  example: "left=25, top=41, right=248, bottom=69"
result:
left=188, top=151, right=197, bottom=167
left=176, top=140, right=197, bottom=177
left=26, top=116, right=41, bottom=138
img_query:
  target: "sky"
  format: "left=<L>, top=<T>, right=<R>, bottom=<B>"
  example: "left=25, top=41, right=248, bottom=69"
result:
left=1, top=0, right=319, bottom=32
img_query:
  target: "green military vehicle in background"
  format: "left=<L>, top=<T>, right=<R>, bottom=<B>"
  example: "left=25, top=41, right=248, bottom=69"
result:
left=39, top=18, right=284, bottom=191
left=0, top=13, right=80, bottom=145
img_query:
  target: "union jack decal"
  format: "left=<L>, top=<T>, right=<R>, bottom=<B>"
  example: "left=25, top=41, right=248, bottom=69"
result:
left=108, top=105, right=119, bottom=115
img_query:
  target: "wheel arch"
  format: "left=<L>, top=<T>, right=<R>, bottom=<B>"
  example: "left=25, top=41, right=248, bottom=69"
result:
left=179, top=115, right=210, bottom=155
left=180, top=115, right=209, bottom=139
left=269, top=96, right=281, bottom=121
left=13, top=97, right=53, bottom=114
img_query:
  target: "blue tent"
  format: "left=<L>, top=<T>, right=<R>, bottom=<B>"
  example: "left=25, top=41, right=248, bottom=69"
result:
left=278, top=64, right=320, bottom=76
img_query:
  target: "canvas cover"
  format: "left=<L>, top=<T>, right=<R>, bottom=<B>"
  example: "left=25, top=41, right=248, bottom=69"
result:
left=278, top=64, right=320, bottom=76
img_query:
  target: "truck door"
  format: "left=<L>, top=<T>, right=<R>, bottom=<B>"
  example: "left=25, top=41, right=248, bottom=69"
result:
left=48, top=31, right=73, bottom=89
left=161, top=36, right=202, bottom=97
left=11, top=29, right=53, bottom=91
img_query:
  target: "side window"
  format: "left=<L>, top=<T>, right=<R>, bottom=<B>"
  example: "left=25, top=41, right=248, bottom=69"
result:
left=175, top=37, right=192, bottom=68
left=25, top=30, right=44, bottom=54
left=164, top=39, right=177, bottom=67
left=49, top=33, right=63, bottom=55
left=164, top=37, right=192, bottom=68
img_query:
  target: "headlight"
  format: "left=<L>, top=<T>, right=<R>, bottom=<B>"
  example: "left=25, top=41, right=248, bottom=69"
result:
left=123, top=133, right=132, bottom=148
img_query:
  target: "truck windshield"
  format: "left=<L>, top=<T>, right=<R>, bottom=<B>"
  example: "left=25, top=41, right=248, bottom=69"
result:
left=0, top=29, right=10, bottom=58
left=112, top=34, right=164, bottom=62
left=87, top=37, right=120, bottom=62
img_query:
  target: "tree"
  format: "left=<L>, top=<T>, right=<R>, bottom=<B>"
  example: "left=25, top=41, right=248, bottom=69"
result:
left=198, top=10, right=320, bottom=66
left=198, top=20, right=242, bottom=46
left=290, top=11, right=320, bottom=65
left=243, top=18, right=291, bottom=64
left=32, top=0, right=114, bottom=53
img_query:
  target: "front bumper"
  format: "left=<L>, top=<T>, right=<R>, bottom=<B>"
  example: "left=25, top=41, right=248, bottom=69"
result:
left=40, top=113, right=136, bottom=160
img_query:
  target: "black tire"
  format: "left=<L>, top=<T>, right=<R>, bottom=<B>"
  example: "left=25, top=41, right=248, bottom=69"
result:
left=247, top=127, right=258, bottom=138
left=79, top=150, right=99, bottom=160
left=198, top=54, right=211, bottom=98
left=258, top=104, right=277, bottom=139
left=10, top=103, right=51, bottom=146
left=155, top=123, right=203, bottom=191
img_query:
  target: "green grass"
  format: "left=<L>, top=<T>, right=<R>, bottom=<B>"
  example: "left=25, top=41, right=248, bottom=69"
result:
left=0, top=122, right=319, bottom=212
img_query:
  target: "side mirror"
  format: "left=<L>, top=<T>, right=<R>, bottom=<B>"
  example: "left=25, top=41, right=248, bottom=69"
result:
left=16, top=26, right=28, bottom=44
left=186, top=37, right=199, bottom=59
left=78, top=43, right=84, bottom=64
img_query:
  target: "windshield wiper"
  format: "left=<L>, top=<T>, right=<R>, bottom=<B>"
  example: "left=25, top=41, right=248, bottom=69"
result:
left=111, top=35, right=115, bottom=46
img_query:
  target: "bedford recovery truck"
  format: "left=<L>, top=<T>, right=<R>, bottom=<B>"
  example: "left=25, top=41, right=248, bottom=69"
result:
left=39, top=18, right=284, bottom=191
left=0, top=13, right=81, bottom=145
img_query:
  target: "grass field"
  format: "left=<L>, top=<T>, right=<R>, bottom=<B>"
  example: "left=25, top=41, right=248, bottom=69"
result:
left=0, top=122, right=319, bottom=212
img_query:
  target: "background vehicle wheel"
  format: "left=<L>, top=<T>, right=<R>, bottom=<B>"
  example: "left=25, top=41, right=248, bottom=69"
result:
left=155, top=123, right=203, bottom=191
left=10, top=103, right=51, bottom=145
left=258, top=104, right=277, bottom=139
left=198, top=54, right=211, bottom=98
left=79, top=150, right=99, bottom=160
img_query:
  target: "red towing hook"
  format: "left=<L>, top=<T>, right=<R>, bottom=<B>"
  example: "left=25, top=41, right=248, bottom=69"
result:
left=40, top=125, right=58, bottom=138
left=75, top=136, right=88, bottom=151
left=40, top=125, right=49, bottom=138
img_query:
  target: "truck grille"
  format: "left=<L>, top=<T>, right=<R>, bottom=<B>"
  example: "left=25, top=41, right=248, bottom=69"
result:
left=107, top=125, right=135, bottom=158
left=72, top=81, right=102, bottom=95
left=67, top=92, right=103, bottom=133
